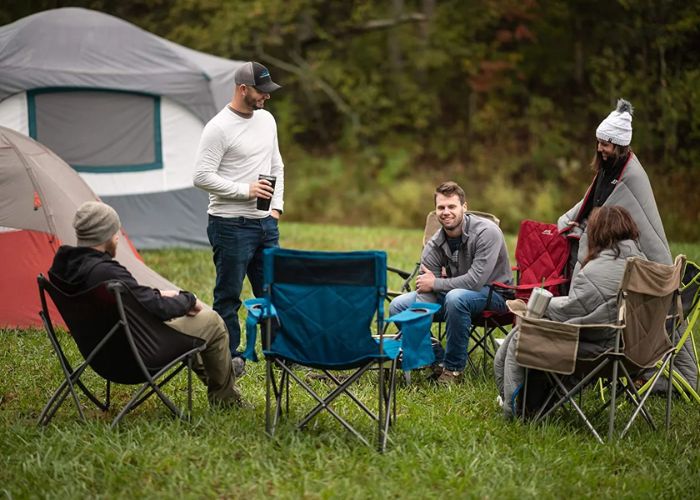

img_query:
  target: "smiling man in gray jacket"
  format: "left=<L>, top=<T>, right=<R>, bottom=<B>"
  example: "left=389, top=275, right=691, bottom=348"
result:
left=389, top=181, right=513, bottom=383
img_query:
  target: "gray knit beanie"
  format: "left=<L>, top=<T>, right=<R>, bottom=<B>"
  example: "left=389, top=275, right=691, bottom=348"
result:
left=73, top=201, right=121, bottom=247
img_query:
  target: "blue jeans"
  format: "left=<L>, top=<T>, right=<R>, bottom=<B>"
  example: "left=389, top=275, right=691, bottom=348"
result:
left=389, top=286, right=507, bottom=372
left=207, top=215, right=279, bottom=356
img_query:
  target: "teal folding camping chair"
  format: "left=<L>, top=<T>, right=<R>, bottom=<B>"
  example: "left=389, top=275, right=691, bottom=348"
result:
left=243, top=248, right=439, bottom=452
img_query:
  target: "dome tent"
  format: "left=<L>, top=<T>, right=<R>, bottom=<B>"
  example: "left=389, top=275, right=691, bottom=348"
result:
left=0, top=125, right=178, bottom=328
left=0, top=7, right=244, bottom=248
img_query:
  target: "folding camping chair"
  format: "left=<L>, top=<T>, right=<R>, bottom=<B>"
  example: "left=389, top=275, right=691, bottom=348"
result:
left=478, top=220, right=571, bottom=372
left=511, top=255, right=685, bottom=443
left=491, top=219, right=570, bottom=301
left=37, top=275, right=206, bottom=427
left=387, top=209, right=508, bottom=374
left=243, top=248, right=438, bottom=452
left=387, top=208, right=501, bottom=300
left=635, top=259, right=700, bottom=403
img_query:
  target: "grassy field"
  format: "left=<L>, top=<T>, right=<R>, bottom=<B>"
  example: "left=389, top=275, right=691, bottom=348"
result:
left=1, top=222, right=699, bottom=498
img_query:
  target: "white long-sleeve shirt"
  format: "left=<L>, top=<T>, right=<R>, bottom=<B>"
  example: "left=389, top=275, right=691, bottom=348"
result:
left=193, top=106, right=284, bottom=218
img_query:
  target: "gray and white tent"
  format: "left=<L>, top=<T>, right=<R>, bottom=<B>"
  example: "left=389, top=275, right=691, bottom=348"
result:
left=0, top=7, right=243, bottom=248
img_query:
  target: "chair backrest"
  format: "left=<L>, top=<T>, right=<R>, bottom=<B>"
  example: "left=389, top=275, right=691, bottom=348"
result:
left=619, top=255, right=685, bottom=368
left=422, top=208, right=500, bottom=246
left=38, top=276, right=203, bottom=384
left=262, top=248, right=387, bottom=368
left=514, top=220, right=570, bottom=299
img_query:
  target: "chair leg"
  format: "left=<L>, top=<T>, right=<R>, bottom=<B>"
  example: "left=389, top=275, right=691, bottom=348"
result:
left=522, top=368, right=528, bottom=420
left=39, top=358, right=95, bottom=426
left=378, top=359, right=384, bottom=452
left=380, top=360, right=397, bottom=453
left=549, top=374, right=604, bottom=444
left=111, top=378, right=183, bottom=428
left=265, top=358, right=273, bottom=436
left=294, top=367, right=373, bottom=447
left=617, top=364, right=656, bottom=430
left=608, top=359, right=619, bottom=441
left=187, top=356, right=193, bottom=418
left=621, top=353, right=673, bottom=438
left=666, top=353, right=674, bottom=432
left=39, top=316, right=89, bottom=425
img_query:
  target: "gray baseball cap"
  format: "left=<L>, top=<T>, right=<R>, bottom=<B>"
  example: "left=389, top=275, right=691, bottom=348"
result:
left=234, top=61, right=281, bottom=93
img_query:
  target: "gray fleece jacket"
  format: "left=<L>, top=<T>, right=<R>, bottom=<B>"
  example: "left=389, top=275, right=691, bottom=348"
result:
left=547, top=240, right=645, bottom=326
left=419, top=213, right=512, bottom=297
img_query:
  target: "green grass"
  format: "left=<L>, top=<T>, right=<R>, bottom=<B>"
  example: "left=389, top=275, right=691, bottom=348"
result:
left=1, top=222, right=699, bottom=498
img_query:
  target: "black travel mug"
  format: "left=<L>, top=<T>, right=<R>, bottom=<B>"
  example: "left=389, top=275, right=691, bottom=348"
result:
left=256, top=174, right=276, bottom=211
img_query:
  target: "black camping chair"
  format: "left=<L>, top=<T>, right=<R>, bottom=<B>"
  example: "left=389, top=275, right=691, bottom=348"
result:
left=37, top=275, right=207, bottom=427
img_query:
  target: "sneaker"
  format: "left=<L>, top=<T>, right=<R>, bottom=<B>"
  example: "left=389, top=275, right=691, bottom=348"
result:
left=232, top=356, right=246, bottom=378
left=436, top=369, right=463, bottom=384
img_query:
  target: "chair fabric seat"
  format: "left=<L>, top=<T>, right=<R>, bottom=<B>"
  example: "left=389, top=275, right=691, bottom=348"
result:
left=264, top=338, right=400, bottom=371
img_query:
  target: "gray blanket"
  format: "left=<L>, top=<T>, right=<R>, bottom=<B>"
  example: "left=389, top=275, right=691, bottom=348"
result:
left=558, top=154, right=671, bottom=277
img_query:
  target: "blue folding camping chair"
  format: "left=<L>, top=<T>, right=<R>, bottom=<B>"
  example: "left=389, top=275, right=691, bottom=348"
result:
left=243, top=248, right=439, bottom=452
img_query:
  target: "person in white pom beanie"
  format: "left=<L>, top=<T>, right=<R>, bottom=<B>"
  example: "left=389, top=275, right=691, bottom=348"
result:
left=557, top=102, right=696, bottom=394
left=557, top=98, right=671, bottom=279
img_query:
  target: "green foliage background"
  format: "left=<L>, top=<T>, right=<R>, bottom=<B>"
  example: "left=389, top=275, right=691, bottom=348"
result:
left=3, top=0, right=699, bottom=239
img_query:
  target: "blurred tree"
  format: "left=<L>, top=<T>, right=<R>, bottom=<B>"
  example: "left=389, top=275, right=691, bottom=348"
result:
left=1, top=0, right=698, bottom=238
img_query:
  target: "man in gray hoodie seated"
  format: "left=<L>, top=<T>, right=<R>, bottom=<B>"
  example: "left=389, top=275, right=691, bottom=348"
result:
left=389, top=181, right=513, bottom=383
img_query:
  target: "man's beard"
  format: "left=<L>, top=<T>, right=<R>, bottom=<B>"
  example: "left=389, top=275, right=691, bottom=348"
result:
left=244, top=94, right=262, bottom=110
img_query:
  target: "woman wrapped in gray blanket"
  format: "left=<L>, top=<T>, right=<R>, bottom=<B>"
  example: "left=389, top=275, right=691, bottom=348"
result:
left=494, top=206, right=644, bottom=419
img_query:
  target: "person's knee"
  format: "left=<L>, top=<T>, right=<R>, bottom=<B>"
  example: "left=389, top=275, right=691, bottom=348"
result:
left=198, top=309, right=230, bottom=341
left=389, top=293, right=414, bottom=316
left=389, top=298, right=402, bottom=316
left=444, top=289, right=483, bottom=315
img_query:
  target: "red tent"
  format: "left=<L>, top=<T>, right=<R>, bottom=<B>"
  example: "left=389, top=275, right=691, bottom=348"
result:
left=0, top=126, right=176, bottom=328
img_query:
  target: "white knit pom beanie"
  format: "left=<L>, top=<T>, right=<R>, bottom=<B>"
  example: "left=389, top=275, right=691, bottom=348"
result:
left=596, top=99, right=634, bottom=146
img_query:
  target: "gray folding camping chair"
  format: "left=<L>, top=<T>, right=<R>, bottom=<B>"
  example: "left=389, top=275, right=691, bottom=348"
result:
left=511, top=255, right=685, bottom=442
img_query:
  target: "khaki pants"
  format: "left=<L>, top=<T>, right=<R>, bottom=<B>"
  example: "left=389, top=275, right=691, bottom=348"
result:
left=167, top=305, right=241, bottom=405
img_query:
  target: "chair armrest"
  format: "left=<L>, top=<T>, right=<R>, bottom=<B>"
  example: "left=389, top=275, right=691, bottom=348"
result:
left=386, top=302, right=441, bottom=371
left=386, top=301, right=441, bottom=324
left=509, top=301, right=622, bottom=375
left=494, top=277, right=569, bottom=291
left=242, top=298, right=278, bottom=362
left=387, top=265, right=412, bottom=280
left=387, top=263, right=420, bottom=294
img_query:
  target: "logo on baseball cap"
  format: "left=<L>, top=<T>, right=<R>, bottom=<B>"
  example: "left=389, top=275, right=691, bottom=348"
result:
left=234, top=61, right=281, bottom=93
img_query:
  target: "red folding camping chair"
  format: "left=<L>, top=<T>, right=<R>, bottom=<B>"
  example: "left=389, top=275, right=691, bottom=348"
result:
left=483, top=220, right=571, bottom=358
left=493, top=219, right=571, bottom=301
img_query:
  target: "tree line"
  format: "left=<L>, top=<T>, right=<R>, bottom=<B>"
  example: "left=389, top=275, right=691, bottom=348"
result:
left=4, top=0, right=699, bottom=239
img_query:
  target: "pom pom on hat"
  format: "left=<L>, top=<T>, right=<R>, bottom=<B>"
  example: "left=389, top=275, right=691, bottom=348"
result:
left=596, top=98, right=633, bottom=146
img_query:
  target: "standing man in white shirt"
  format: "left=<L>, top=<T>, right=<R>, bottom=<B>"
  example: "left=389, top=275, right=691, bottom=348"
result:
left=194, top=61, right=284, bottom=373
